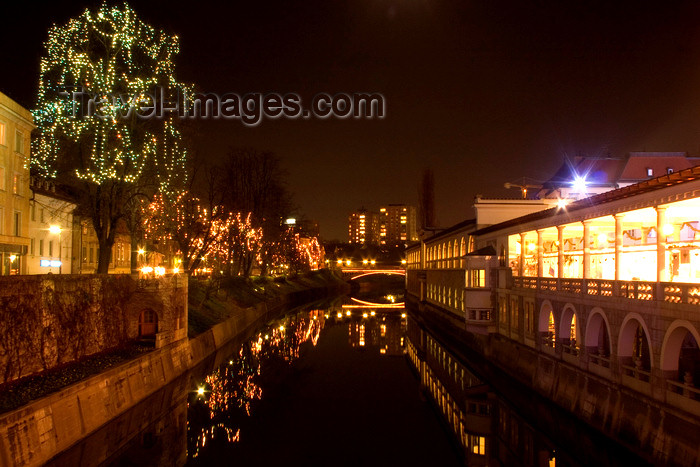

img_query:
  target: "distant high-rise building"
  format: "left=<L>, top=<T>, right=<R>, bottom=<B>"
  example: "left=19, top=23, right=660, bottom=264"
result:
left=379, top=204, right=418, bottom=245
left=348, top=208, right=380, bottom=245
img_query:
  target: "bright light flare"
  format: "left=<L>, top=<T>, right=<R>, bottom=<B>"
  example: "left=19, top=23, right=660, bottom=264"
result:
left=49, top=225, right=62, bottom=235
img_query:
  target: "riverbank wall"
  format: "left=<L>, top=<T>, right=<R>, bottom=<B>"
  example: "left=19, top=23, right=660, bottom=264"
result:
left=0, top=279, right=349, bottom=467
left=406, top=295, right=700, bottom=467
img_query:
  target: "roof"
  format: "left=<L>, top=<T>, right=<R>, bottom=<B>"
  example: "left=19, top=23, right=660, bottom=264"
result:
left=465, top=245, right=496, bottom=257
left=475, top=163, right=700, bottom=236
left=423, top=218, right=476, bottom=243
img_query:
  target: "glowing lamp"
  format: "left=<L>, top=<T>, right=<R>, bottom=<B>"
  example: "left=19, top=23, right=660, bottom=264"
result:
left=346, top=260, right=352, bottom=266
left=363, top=259, right=369, bottom=265
left=370, top=260, right=376, bottom=265
left=173, top=267, right=180, bottom=274
left=401, top=313, right=407, bottom=318
left=556, top=199, right=568, bottom=210
left=49, top=225, right=62, bottom=235
left=197, top=387, right=205, bottom=396
left=9, top=255, right=16, bottom=262
left=597, top=233, right=608, bottom=244
left=154, top=266, right=165, bottom=276
left=337, top=312, right=343, bottom=319
left=141, top=266, right=153, bottom=274
left=662, top=224, right=674, bottom=236
left=346, top=310, right=351, bottom=316
left=401, top=259, right=407, bottom=264
left=362, top=312, right=368, bottom=318
left=527, top=243, right=536, bottom=252
left=138, top=248, right=145, bottom=256
left=279, top=325, right=285, bottom=331
left=370, top=311, right=376, bottom=316
left=573, top=176, right=587, bottom=193
left=337, top=259, right=343, bottom=265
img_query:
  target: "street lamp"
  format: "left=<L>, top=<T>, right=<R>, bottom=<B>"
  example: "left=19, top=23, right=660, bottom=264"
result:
left=49, top=225, right=62, bottom=274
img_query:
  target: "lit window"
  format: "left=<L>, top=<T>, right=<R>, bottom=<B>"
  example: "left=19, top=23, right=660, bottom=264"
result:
left=646, top=167, right=653, bottom=177
left=0, top=166, right=4, bottom=190
left=39, top=239, right=44, bottom=256
left=667, top=167, right=673, bottom=174
left=0, top=121, right=5, bottom=145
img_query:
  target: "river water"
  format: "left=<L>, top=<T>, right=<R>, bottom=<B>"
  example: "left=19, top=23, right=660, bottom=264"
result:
left=51, top=289, right=647, bottom=466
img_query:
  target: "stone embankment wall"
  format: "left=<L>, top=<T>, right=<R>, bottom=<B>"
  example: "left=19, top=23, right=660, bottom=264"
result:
left=0, top=282, right=347, bottom=467
left=0, top=274, right=187, bottom=384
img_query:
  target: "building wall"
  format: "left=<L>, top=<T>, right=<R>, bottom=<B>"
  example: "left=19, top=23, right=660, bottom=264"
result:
left=27, top=185, right=76, bottom=275
left=72, top=217, right=132, bottom=274
left=0, top=92, right=33, bottom=275
left=380, top=204, right=418, bottom=245
left=348, top=209, right=380, bottom=245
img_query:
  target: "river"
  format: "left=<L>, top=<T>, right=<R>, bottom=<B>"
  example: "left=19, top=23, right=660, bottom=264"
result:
left=48, top=288, right=646, bottom=466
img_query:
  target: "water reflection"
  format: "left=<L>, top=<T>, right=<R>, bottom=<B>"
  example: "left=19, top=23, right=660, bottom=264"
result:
left=188, top=309, right=326, bottom=459
left=75, top=293, right=644, bottom=466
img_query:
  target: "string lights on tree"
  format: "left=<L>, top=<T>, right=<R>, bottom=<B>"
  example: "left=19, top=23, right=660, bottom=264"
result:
left=32, top=3, right=192, bottom=273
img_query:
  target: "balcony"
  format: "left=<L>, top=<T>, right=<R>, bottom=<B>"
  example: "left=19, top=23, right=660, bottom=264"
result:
left=512, top=276, right=700, bottom=306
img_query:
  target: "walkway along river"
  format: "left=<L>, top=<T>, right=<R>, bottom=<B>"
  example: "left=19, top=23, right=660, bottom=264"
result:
left=47, top=293, right=648, bottom=466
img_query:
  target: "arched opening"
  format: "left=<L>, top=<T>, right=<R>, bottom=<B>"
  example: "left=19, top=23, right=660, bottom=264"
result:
left=661, top=322, right=700, bottom=389
left=538, top=302, right=555, bottom=348
left=138, top=309, right=158, bottom=338
left=585, top=310, right=611, bottom=366
left=560, top=305, right=579, bottom=353
left=619, top=315, right=652, bottom=377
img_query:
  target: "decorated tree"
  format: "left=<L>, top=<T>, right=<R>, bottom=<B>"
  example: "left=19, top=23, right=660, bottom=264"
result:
left=32, top=4, right=191, bottom=273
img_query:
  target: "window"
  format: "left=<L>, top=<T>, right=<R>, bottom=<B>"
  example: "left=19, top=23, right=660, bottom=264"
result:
left=470, top=269, right=486, bottom=287
left=30, top=238, right=35, bottom=255
left=39, top=239, right=44, bottom=256
left=0, top=167, right=4, bottom=190
left=82, top=246, right=87, bottom=262
left=89, top=246, right=94, bottom=264
left=646, top=167, right=653, bottom=177
left=30, top=202, right=35, bottom=221
left=13, top=212, right=20, bottom=237
left=667, top=167, right=674, bottom=174
left=14, top=131, right=24, bottom=154
left=0, top=121, right=5, bottom=145
left=49, top=240, right=53, bottom=256
left=0, top=207, right=3, bottom=234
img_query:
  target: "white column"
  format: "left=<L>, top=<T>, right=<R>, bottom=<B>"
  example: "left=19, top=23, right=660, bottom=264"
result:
left=614, top=214, right=624, bottom=281
left=656, top=206, right=668, bottom=282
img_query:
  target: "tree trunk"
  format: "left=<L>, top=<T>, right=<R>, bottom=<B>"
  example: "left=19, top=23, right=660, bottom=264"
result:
left=96, top=239, right=114, bottom=273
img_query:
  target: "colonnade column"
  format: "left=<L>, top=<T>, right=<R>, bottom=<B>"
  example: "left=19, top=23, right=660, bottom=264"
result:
left=519, top=232, right=526, bottom=277
left=557, top=225, right=564, bottom=279
left=583, top=220, right=591, bottom=279
left=537, top=229, right=544, bottom=277
left=656, top=206, right=668, bottom=282
left=614, top=214, right=624, bottom=281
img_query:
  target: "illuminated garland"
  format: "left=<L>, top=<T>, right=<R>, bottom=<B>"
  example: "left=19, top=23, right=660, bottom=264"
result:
left=31, top=3, right=192, bottom=194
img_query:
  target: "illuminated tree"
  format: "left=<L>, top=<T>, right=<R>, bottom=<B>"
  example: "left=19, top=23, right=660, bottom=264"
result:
left=32, top=3, right=191, bottom=273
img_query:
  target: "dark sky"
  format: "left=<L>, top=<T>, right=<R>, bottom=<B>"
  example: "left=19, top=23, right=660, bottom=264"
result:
left=4, top=1, right=700, bottom=240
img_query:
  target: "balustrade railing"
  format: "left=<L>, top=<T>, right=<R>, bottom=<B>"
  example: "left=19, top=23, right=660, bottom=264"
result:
left=509, top=276, right=700, bottom=306
left=621, top=364, right=651, bottom=383
left=589, top=353, right=611, bottom=368
left=667, top=379, right=700, bottom=402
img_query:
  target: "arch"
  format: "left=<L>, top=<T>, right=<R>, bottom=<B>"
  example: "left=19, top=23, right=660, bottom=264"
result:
left=460, top=237, right=466, bottom=256
left=138, top=309, right=158, bottom=338
left=538, top=300, right=554, bottom=333
left=585, top=307, right=612, bottom=356
left=559, top=304, right=579, bottom=345
left=618, top=313, right=653, bottom=370
left=660, top=320, right=700, bottom=375
left=349, top=270, right=406, bottom=280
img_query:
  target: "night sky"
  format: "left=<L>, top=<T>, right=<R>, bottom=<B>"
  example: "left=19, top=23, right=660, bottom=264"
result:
left=3, top=1, right=700, bottom=240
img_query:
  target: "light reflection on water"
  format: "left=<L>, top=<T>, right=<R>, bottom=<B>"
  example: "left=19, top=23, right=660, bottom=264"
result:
left=186, top=299, right=407, bottom=462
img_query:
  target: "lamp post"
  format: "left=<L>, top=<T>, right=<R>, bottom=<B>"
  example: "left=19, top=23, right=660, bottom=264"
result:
left=49, top=225, right=62, bottom=274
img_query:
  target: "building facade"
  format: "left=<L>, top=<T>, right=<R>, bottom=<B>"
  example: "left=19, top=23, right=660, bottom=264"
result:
left=348, top=208, right=380, bottom=245
left=27, top=176, right=76, bottom=274
left=379, top=204, right=418, bottom=245
left=406, top=165, right=700, bottom=465
left=0, top=92, right=32, bottom=275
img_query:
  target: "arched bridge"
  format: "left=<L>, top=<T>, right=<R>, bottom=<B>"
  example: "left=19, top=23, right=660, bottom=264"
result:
left=339, top=268, right=406, bottom=281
